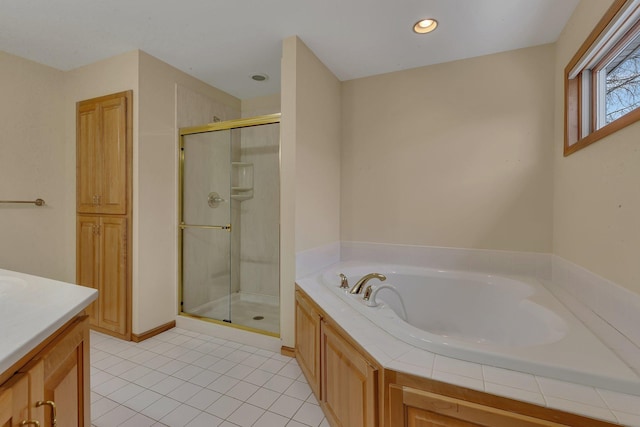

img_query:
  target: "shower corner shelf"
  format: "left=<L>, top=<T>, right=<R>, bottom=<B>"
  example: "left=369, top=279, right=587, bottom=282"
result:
left=231, top=194, right=253, bottom=201
left=231, top=162, right=254, bottom=201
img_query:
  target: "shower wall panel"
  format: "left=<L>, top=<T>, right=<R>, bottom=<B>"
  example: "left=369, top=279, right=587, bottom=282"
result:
left=177, top=84, right=239, bottom=127
left=239, top=123, right=280, bottom=299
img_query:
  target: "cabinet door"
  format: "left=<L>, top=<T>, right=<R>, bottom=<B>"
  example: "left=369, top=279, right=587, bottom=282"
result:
left=407, top=407, right=481, bottom=427
left=390, top=385, right=571, bottom=427
left=37, top=316, right=90, bottom=427
left=321, top=321, right=377, bottom=427
left=99, top=96, right=128, bottom=215
left=295, top=291, right=321, bottom=398
left=77, top=216, right=100, bottom=324
left=77, top=102, right=101, bottom=214
left=0, top=374, right=31, bottom=427
left=98, top=217, right=128, bottom=335
left=77, top=92, right=130, bottom=215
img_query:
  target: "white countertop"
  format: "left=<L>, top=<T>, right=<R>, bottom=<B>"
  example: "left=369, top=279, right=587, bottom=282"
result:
left=297, top=267, right=640, bottom=426
left=0, top=268, right=98, bottom=375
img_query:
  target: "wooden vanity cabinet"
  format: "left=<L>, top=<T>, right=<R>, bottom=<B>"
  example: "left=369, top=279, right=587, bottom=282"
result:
left=1, top=315, right=90, bottom=427
left=0, top=373, right=31, bottom=427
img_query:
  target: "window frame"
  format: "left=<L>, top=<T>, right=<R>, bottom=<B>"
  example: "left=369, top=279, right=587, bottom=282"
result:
left=564, top=0, right=640, bottom=156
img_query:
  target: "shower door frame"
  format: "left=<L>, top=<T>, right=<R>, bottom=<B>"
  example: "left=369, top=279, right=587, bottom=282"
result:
left=178, top=113, right=281, bottom=337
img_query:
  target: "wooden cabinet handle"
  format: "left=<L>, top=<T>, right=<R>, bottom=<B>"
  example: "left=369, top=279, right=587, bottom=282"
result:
left=36, top=400, right=56, bottom=427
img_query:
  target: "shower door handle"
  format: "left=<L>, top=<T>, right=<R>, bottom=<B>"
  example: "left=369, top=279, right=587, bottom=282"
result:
left=179, top=223, right=232, bottom=232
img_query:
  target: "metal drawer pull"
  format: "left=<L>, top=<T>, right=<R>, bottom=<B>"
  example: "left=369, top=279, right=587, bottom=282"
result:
left=19, top=421, right=40, bottom=427
left=36, top=400, right=56, bottom=427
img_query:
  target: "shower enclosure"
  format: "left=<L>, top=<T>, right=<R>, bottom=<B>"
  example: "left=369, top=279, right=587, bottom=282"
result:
left=179, top=114, right=280, bottom=336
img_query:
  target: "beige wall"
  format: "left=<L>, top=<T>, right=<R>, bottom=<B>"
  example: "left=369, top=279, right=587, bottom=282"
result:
left=241, top=94, right=280, bottom=117
left=553, top=0, right=640, bottom=294
left=137, top=51, right=240, bottom=334
left=281, top=36, right=342, bottom=346
left=292, top=39, right=342, bottom=252
left=0, top=51, right=67, bottom=280
left=0, top=49, right=138, bottom=283
left=0, top=47, right=245, bottom=336
left=341, top=45, right=556, bottom=253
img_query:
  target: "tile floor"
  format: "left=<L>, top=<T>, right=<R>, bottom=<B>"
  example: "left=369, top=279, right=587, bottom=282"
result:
left=90, top=328, right=329, bottom=427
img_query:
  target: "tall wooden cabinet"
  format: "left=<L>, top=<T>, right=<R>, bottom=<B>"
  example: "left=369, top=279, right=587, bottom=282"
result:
left=76, top=91, right=132, bottom=340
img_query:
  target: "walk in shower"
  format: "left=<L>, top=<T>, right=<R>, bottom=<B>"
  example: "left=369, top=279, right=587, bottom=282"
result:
left=179, top=114, right=280, bottom=336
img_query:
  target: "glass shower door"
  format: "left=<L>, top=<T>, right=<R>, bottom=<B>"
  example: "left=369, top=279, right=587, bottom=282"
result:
left=179, top=114, right=281, bottom=336
left=180, top=130, right=232, bottom=323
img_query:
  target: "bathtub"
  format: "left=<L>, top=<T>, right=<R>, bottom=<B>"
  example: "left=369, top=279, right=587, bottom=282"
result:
left=317, top=263, right=640, bottom=395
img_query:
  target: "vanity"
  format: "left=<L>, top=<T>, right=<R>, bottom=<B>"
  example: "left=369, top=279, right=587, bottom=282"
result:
left=0, top=269, right=97, bottom=427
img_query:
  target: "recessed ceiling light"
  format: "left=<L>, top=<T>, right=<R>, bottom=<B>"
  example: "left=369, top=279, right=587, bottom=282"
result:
left=251, top=73, right=269, bottom=82
left=413, top=18, right=438, bottom=34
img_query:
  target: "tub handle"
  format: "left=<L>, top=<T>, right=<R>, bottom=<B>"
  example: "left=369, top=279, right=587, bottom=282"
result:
left=339, top=273, right=349, bottom=289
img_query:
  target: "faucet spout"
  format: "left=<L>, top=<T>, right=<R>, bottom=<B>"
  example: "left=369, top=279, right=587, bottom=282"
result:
left=349, top=272, right=386, bottom=294
left=362, top=284, right=409, bottom=321
left=363, top=284, right=395, bottom=305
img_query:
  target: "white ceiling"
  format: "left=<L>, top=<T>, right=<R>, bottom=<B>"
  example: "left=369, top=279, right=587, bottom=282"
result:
left=0, top=0, right=579, bottom=100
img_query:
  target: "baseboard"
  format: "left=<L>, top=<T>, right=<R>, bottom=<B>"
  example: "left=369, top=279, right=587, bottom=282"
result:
left=131, top=320, right=176, bottom=343
left=90, top=324, right=131, bottom=341
left=281, top=346, right=295, bottom=358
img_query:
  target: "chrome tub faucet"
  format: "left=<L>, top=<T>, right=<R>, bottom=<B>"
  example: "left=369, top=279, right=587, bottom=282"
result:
left=349, top=272, right=386, bottom=294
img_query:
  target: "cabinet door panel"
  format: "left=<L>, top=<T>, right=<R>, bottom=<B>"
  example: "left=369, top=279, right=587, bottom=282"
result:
left=397, top=387, right=571, bottom=427
left=77, top=92, right=129, bottom=215
left=40, top=316, right=90, bottom=427
left=77, top=104, right=100, bottom=214
left=321, top=321, right=377, bottom=427
left=99, top=217, right=128, bottom=335
left=77, top=216, right=100, bottom=324
left=0, top=374, right=30, bottom=427
left=295, top=291, right=321, bottom=398
left=408, top=407, right=480, bottom=427
left=100, top=96, right=128, bottom=215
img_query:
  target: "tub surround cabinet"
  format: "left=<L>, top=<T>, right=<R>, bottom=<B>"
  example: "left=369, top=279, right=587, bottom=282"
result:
left=322, top=321, right=378, bottom=427
left=295, top=290, right=321, bottom=397
left=385, top=371, right=617, bottom=427
left=76, top=91, right=132, bottom=340
left=389, top=385, right=569, bottom=427
left=295, top=288, right=379, bottom=427
left=294, top=286, right=617, bottom=427
left=0, top=315, right=91, bottom=427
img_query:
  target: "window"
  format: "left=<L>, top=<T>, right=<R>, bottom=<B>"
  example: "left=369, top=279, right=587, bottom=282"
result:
left=565, top=0, right=640, bottom=155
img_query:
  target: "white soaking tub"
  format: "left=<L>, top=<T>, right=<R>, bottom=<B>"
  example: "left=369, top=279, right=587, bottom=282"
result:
left=318, top=263, right=640, bottom=395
